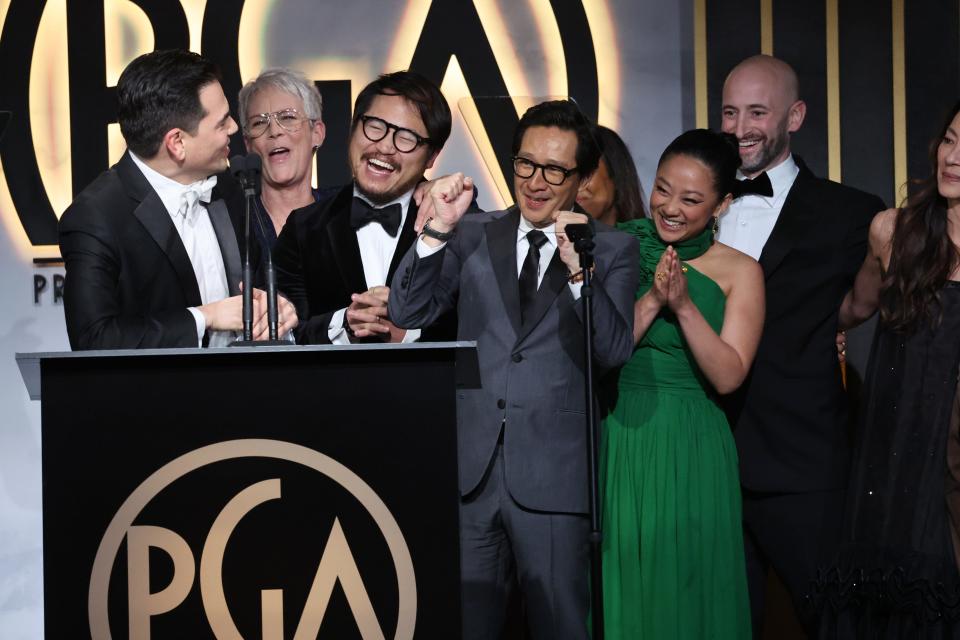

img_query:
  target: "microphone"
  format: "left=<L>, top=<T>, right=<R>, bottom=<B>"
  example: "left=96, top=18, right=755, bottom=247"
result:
left=228, top=153, right=283, bottom=345
left=230, top=153, right=262, bottom=196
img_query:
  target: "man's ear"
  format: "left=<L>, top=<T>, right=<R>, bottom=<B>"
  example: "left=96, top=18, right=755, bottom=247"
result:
left=162, top=129, right=186, bottom=162
left=787, top=99, right=806, bottom=134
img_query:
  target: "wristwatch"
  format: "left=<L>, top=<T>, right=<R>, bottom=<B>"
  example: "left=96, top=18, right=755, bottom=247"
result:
left=421, top=217, right=456, bottom=242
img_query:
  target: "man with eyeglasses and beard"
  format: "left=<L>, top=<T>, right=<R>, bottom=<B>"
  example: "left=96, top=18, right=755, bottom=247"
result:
left=388, top=100, right=638, bottom=639
left=274, top=70, right=461, bottom=344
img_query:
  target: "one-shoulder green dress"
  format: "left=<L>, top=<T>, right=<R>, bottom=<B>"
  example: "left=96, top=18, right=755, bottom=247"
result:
left=600, top=218, right=750, bottom=638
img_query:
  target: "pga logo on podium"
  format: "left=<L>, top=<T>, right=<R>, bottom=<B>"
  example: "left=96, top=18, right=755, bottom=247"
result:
left=87, top=439, right=416, bottom=639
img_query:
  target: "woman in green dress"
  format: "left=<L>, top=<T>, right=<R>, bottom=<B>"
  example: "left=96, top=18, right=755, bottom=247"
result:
left=601, top=129, right=765, bottom=638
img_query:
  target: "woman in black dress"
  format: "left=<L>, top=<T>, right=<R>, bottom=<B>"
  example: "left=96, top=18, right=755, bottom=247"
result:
left=812, top=101, right=960, bottom=637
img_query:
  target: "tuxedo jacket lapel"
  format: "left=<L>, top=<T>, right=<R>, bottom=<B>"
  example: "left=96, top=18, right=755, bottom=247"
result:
left=207, top=199, right=242, bottom=295
left=327, top=192, right=369, bottom=294
left=758, top=161, right=819, bottom=279
left=118, top=153, right=203, bottom=307
left=487, top=209, right=522, bottom=336
left=387, top=197, right=419, bottom=285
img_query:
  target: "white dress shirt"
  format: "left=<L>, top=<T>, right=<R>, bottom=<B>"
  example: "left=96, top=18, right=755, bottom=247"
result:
left=328, top=188, right=422, bottom=344
left=130, top=153, right=233, bottom=347
left=717, top=155, right=800, bottom=260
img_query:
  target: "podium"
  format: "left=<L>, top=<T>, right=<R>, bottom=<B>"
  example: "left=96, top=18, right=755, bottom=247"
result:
left=17, top=342, right=477, bottom=639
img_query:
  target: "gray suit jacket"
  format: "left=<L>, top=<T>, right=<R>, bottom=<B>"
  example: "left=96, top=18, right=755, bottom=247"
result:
left=390, top=209, right=638, bottom=514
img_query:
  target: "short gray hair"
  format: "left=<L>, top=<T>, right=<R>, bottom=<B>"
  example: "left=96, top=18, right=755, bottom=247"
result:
left=238, top=67, right=323, bottom=130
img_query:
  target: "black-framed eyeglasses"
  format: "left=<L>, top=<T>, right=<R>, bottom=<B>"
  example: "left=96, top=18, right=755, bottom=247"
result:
left=512, top=156, right=579, bottom=186
left=360, top=115, right=431, bottom=153
left=244, top=109, right=309, bottom=138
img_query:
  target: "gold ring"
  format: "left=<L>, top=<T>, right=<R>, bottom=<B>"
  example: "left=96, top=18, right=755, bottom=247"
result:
left=681, top=265, right=689, bottom=274
left=655, top=271, right=666, bottom=281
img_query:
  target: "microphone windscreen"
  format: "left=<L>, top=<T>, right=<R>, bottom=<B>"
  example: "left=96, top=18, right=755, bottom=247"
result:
left=229, top=155, right=247, bottom=177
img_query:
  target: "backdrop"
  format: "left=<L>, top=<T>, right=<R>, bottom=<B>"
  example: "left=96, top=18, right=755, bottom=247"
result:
left=0, top=0, right=955, bottom=636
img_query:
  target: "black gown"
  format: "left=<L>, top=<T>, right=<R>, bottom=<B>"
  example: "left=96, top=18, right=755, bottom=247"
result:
left=812, top=282, right=960, bottom=637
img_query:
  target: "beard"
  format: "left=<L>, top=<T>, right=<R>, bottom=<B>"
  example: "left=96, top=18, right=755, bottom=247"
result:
left=740, top=121, right=790, bottom=175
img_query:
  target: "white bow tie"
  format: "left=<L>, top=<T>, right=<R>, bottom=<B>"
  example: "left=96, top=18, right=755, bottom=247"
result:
left=178, top=175, right=218, bottom=218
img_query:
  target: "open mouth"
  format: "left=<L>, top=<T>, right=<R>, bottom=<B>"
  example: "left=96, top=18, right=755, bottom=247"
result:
left=366, top=157, right=397, bottom=175
left=523, top=193, right=551, bottom=210
left=268, top=147, right=290, bottom=160
left=658, top=212, right=684, bottom=231
left=739, top=138, right=761, bottom=150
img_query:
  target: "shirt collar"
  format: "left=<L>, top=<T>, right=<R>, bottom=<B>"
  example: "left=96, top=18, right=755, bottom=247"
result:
left=517, top=215, right=557, bottom=248
left=736, top=154, right=799, bottom=204
left=129, top=152, right=218, bottom=218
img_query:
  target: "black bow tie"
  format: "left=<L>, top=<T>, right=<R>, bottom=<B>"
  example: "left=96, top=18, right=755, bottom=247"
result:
left=733, top=172, right=774, bottom=198
left=350, top=197, right=402, bottom=237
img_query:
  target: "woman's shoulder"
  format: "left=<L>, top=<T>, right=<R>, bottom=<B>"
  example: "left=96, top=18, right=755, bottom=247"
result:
left=700, top=242, right=764, bottom=294
left=870, top=207, right=898, bottom=243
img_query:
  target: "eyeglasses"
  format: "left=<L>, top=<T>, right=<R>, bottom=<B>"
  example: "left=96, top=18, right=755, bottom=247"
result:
left=360, top=115, right=431, bottom=153
left=244, top=109, right=309, bottom=138
left=512, top=156, right=579, bottom=186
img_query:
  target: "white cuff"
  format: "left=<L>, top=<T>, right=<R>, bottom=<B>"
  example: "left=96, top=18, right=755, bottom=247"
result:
left=328, top=307, right=351, bottom=345
left=568, top=281, right=583, bottom=301
left=416, top=237, right=446, bottom=257
left=187, top=307, right=206, bottom=347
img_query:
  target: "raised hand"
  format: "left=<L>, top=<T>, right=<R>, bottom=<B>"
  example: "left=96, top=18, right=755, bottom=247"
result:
left=555, top=211, right=590, bottom=274
left=424, top=173, right=474, bottom=240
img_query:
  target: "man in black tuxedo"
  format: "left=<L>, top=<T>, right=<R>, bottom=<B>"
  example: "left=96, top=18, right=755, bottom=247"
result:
left=717, top=55, right=885, bottom=635
left=274, top=71, right=457, bottom=344
left=60, top=49, right=296, bottom=350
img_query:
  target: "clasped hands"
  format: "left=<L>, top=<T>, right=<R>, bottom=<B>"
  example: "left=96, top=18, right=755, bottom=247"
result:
left=648, top=246, right=692, bottom=312
left=346, top=285, right=405, bottom=342
left=199, top=284, right=299, bottom=340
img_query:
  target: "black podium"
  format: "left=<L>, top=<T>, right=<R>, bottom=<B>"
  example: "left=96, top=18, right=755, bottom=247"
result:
left=17, top=342, right=477, bottom=639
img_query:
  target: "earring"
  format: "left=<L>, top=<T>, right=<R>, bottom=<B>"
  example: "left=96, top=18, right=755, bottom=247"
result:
left=712, top=216, right=719, bottom=237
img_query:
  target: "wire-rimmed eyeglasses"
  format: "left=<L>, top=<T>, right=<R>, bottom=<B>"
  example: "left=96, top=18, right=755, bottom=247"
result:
left=244, top=109, right=310, bottom=138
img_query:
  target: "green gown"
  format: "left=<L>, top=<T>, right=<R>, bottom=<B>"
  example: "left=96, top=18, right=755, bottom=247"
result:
left=601, top=218, right=750, bottom=639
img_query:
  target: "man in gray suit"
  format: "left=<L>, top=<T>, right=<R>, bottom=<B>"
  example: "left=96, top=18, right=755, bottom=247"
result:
left=390, top=101, right=638, bottom=639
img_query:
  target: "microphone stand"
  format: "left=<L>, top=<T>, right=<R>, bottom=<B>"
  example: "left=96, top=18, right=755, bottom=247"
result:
left=567, top=223, right=604, bottom=640
left=229, top=154, right=286, bottom=347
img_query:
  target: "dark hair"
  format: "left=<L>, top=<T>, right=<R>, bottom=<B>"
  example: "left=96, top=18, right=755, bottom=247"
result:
left=351, top=70, right=451, bottom=151
left=512, top=100, right=601, bottom=178
left=593, top=125, right=646, bottom=221
left=880, top=100, right=960, bottom=331
left=658, top=129, right=741, bottom=200
left=116, top=49, right=222, bottom=158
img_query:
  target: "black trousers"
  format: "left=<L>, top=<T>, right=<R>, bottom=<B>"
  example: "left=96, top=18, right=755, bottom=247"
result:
left=742, top=488, right=845, bottom=638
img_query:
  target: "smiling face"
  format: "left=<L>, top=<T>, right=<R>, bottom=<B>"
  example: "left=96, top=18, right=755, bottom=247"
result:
left=649, top=153, right=730, bottom=243
left=720, top=58, right=804, bottom=177
left=348, top=93, right=437, bottom=205
left=938, top=110, right=960, bottom=205
left=243, top=85, right=325, bottom=192
left=514, top=126, right=581, bottom=227
left=178, top=82, right=238, bottom=182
